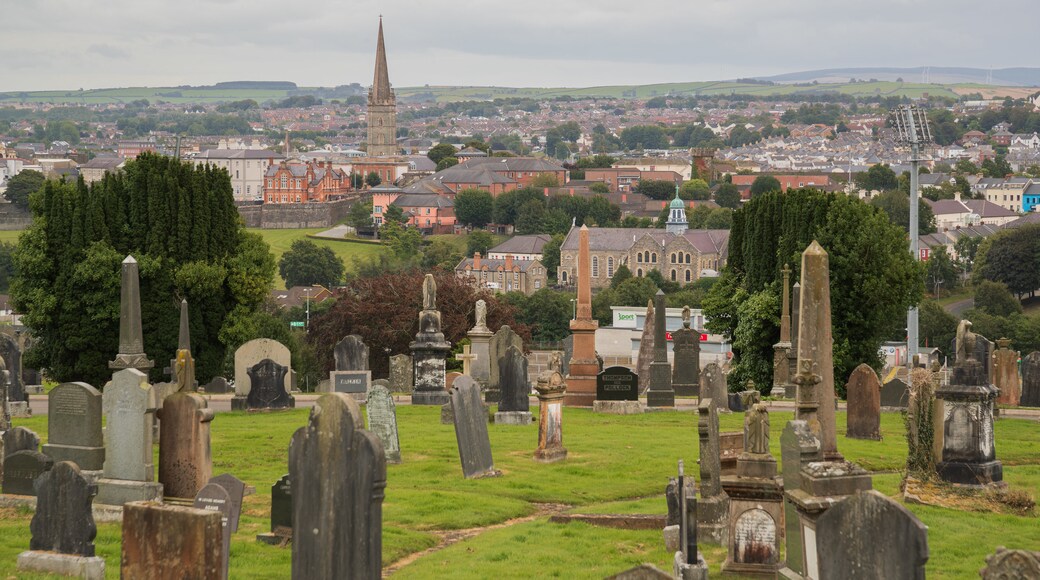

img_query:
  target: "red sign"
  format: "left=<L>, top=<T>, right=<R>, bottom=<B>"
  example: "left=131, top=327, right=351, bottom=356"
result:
left=700, top=333, right=708, bottom=342
left=665, top=331, right=673, bottom=341
left=919, top=248, right=930, bottom=261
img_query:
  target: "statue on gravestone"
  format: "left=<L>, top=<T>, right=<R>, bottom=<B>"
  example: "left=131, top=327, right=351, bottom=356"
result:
left=548, top=351, right=562, bottom=373
left=475, top=299, right=487, bottom=330
left=956, top=319, right=977, bottom=364
left=422, top=274, right=437, bottom=311
left=0, top=358, right=10, bottom=431
left=746, top=403, right=769, bottom=454
left=682, top=305, right=691, bottom=328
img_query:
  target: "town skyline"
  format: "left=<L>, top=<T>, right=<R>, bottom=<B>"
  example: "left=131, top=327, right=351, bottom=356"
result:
left=3, top=0, right=1039, bottom=92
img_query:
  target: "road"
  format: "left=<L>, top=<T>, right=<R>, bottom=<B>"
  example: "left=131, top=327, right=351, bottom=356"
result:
left=943, top=297, right=974, bottom=317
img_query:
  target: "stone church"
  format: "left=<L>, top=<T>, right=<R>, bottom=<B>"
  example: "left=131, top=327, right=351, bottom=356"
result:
left=367, top=18, right=397, bottom=157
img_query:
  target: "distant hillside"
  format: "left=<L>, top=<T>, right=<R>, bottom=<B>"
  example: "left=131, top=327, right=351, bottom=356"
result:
left=757, top=67, right=1040, bottom=87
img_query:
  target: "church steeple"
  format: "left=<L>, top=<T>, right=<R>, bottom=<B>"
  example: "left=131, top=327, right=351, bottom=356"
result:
left=367, top=17, right=398, bottom=157
left=371, top=16, right=393, bottom=105
left=666, top=185, right=688, bottom=235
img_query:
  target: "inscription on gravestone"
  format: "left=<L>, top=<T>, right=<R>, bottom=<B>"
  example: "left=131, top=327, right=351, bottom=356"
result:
left=246, top=359, right=294, bottom=410
left=332, top=370, right=371, bottom=394
left=596, top=366, right=639, bottom=401
left=3, top=450, right=54, bottom=496
left=194, top=483, right=232, bottom=580
left=209, top=473, right=246, bottom=533
left=43, top=383, right=105, bottom=471
left=366, top=381, right=401, bottom=464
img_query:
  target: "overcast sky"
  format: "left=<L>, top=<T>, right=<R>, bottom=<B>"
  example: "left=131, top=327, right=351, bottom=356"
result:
left=2, top=0, right=1037, bottom=92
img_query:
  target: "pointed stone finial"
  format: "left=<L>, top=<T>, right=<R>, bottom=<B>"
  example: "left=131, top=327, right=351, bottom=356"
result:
left=575, top=225, right=592, bottom=320
left=110, top=255, right=154, bottom=372
left=178, top=299, right=191, bottom=352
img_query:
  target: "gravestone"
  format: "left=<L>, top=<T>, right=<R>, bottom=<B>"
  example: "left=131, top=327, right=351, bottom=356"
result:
left=880, top=377, right=909, bottom=409
left=193, top=483, right=233, bottom=580
left=950, top=334, right=995, bottom=381
left=335, top=335, right=369, bottom=371
left=636, top=299, right=655, bottom=393
left=245, top=359, right=295, bottom=410
left=467, top=299, right=493, bottom=386
left=779, top=420, right=822, bottom=578
left=202, top=377, right=231, bottom=394
left=696, top=399, right=728, bottom=545
left=232, top=338, right=291, bottom=409
left=646, top=291, right=675, bottom=407
left=157, top=391, right=214, bottom=499
left=330, top=370, right=371, bottom=396
left=671, top=318, right=700, bottom=397
left=449, top=376, right=499, bottom=479
left=487, top=325, right=523, bottom=403
left=43, top=382, right=105, bottom=470
left=388, top=354, right=413, bottom=392
left=3, top=426, right=40, bottom=457
left=257, top=474, right=292, bottom=544
left=209, top=473, right=246, bottom=533
left=534, top=370, right=567, bottom=463
left=671, top=460, right=709, bottom=580
left=700, top=363, right=729, bottom=413
left=594, top=366, right=642, bottom=414
left=561, top=335, right=573, bottom=378
left=815, top=490, right=928, bottom=580
left=993, top=339, right=1021, bottom=406
left=95, top=369, right=162, bottom=505
left=0, top=333, right=25, bottom=405
left=290, top=393, right=386, bottom=579
left=410, top=274, right=452, bottom=406
left=496, top=345, right=531, bottom=425
left=121, top=501, right=223, bottom=579
left=979, top=547, right=1040, bottom=579
left=3, top=450, right=53, bottom=496
left=845, top=364, right=882, bottom=440
left=366, top=380, right=402, bottom=464
left=445, top=372, right=463, bottom=389
left=1021, top=351, right=1040, bottom=407
left=17, top=461, right=104, bottom=579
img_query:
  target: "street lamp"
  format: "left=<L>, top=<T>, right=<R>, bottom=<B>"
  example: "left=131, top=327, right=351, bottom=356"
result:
left=893, top=104, right=933, bottom=370
left=304, top=287, right=311, bottom=330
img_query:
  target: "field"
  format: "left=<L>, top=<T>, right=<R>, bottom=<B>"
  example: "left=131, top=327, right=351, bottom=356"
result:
left=1, top=406, right=1037, bottom=578
left=248, top=228, right=387, bottom=288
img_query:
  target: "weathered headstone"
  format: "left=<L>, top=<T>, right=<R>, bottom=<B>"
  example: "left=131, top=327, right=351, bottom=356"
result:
left=246, top=359, right=295, bottom=410
left=564, top=224, right=600, bottom=406
left=256, top=474, right=292, bottom=544
left=411, top=274, right=452, bottom=406
left=672, top=459, right=709, bottom=580
left=496, top=345, right=531, bottom=424
left=845, top=364, right=882, bottom=440
left=1021, top=351, right=1040, bottom=407
left=534, top=370, right=567, bottom=463
left=449, top=376, right=499, bottom=479
left=467, top=299, right=493, bottom=386
left=779, top=420, right=821, bottom=578
left=594, top=366, right=642, bottom=414
left=487, top=325, right=523, bottom=403
left=950, top=333, right=995, bottom=382
left=671, top=306, right=700, bottom=397
left=979, top=547, right=1040, bottom=579
left=43, top=382, right=105, bottom=470
left=209, top=473, right=246, bottom=533
left=445, top=372, right=462, bottom=389
left=17, top=461, right=104, bottom=579
left=232, top=338, right=291, bottom=409
left=335, top=335, right=369, bottom=371
left=201, top=376, right=231, bottom=394
left=3, top=426, right=40, bottom=457
left=636, top=299, right=655, bottom=393
left=121, top=501, right=223, bottom=579
left=157, top=391, right=214, bottom=499
left=993, top=338, right=1021, bottom=406
left=108, top=255, right=154, bottom=375
left=696, top=399, right=728, bottom=545
left=646, top=291, right=675, bottom=407
left=880, top=377, right=909, bottom=409
left=0, top=333, right=26, bottom=407
left=3, top=450, right=53, bottom=495
left=561, top=335, right=573, bottom=378
left=700, top=363, right=729, bottom=413
left=366, top=380, right=401, bottom=464
left=193, top=483, right=233, bottom=580
left=905, top=368, right=939, bottom=475
left=388, top=354, right=413, bottom=393
left=290, top=393, right=386, bottom=579
left=815, top=490, right=928, bottom=580
left=454, top=344, right=477, bottom=376
left=95, top=368, right=163, bottom=505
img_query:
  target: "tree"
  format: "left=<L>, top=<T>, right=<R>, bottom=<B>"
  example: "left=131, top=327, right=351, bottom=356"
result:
left=0, top=242, right=16, bottom=292
left=3, top=170, right=45, bottom=209
left=541, top=234, right=564, bottom=282
left=981, top=155, right=1013, bottom=178
left=347, top=198, right=373, bottom=229
left=502, top=288, right=572, bottom=342
left=714, top=182, right=741, bottom=209
left=680, top=179, right=711, bottom=200
left=749, top=175, right=781, bottom=197
left=590, top=182, right=610, bottom=194
left=869, top=190, right=937, bottom=235
left=436, top=157, right=459, bottom=171
left=383, top=204, right=408, bottom=225
left=704, top=208, right=733, bottom=229
left=704, top=189, right=923, bottom=393
left=919, top=299, right=957, bottom=360
left=427, top=143, right=457, bottom=164
left=610, top=263, right=633, bottom=288
left=531, top=173, right=559, bottom=189
left=466, top=230, right=496, bottom=256
left=515, top=199, right=546, bottom=234
left=924, top=246, right=958, bottom=295
left=365, top=171, right=382, bottom=188
left=636, top=179, right=677, bottom=200
left=614, top=277, right=659, bottom=308
left=454, top=188, right=494, bottom=227
left=620, top=125, right=669, bottom=150
left=855, top=164, right=898, bottom=192
left=974, top=280, right=1022, bottom=317
left=278, top=239, right=344, bottom=289
left=380, top=221, right=422, bottom=261
left=974, top=224, right=1040, bottom=297
left=954, top=159, right=980, bottom=175
left=954, top=236, right=982, bottom=274
left=493, top=187, right=544, bottom=225
left=12, top=153, right=274, bottom=386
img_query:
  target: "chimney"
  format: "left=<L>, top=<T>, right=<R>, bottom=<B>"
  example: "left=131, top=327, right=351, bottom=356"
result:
left=954, top=190, right=961, bottom=202
left=505, top=254, right=514, bottom=271
left=474, top=252, right=481, bottom=269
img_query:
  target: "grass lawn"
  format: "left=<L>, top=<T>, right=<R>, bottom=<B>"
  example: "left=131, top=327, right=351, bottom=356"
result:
left=2, top=406, right=1037, bottom=578
left=0, top=230, right=24, bottom=244
left=247, top=228, right=387, bottom=288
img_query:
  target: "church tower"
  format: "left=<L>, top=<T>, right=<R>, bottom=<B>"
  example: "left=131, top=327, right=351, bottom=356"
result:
left=367, top=17, right=397, bottom=157
left=666, top=185, right=688, bottom=235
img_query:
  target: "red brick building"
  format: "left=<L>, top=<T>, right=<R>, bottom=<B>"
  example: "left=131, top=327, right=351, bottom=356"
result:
left=263, top=160, right=351, bottom=203
left=730, top=174, right=833, bottom=193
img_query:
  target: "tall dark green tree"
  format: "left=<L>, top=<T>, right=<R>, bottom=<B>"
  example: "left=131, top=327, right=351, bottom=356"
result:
left=454, top=188, right=495, bottom=227
left=3, top=170, right=45, bottom=209
left=12, top=153, right=275, bottom=386
left=278, top=239, right=345, bottom=289
left=749, top=175, right=781, bottom=197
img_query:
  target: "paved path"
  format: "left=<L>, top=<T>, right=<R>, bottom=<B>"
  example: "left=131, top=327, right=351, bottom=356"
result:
left=943, top=297, right=974, bottom=316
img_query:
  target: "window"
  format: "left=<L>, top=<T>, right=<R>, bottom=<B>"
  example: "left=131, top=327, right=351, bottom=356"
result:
left=375, top=206, right=383, bottom=214
left=280, top=176, right=287, bottom=188
left=607, top=257, right=614, bottom=277
left=514, top=272, right=519, bottom=282
left=268, top=179, right=273, bottom=187
left=592, top=256, right=599, bottom=277
left=651, top=253, right=657, bottom=263
left=637, top=268, right=643, bottom=277
left=671, top=269, right=677, bottom=281
left=637, top=252, right=643, bottom=263
left=535, top=280, right=541, bottom=289
left=296, top=195, right=301, bottom=203
left=685, top=270, right=691, bottom=282
left=686, top=253, right=691, bottom=264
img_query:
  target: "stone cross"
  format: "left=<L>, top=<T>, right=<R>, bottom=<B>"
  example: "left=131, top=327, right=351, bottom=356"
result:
left=109, top=256, right=154, bottom=373
left=455, top=344, right=477, bottom=376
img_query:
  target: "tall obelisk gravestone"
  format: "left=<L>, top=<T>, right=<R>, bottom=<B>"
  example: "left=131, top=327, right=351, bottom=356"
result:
left=109, top=256, right=154, bottom=375
left=772, top=264, right=793, bottom=397
left=646, top=290, right=675, bottom=407
left=565, top=225, right=599, bottom=406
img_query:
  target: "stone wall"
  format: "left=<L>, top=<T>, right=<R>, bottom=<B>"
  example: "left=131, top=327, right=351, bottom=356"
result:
left=0, top=204, right=33, bottom=230
left=236, top=199, right=355, bottom=229
left=528, top=349, right=631, bottom=385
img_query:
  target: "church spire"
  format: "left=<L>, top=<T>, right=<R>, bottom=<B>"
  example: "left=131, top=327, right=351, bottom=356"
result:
left=371, top=16, right=392, bottom=104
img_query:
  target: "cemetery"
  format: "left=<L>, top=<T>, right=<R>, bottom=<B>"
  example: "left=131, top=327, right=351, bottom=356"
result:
left=0, top=231, right=1038, bottom=579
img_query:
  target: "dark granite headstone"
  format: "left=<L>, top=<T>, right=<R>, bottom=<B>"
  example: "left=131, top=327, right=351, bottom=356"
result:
left=449, top=376, right=497, bottom=479
left=202, top=377, right=231, bottom=394
left=498, top=346, right=529, bottom=412
left=290, top=393, right=386, bottom=579
left=728, top=393, right=744, bottom=412
left=0, top=332, right=25, bottom=403
left=331, top=370, right=371, bottom=394
left=246, top=359, right=295, bottom=409
left=270, top=474, right=291, bottom=534
left=671, top=327, right=700, bottom=397
left=193, top=482, right=233, bottom=580
left=487, top=325, right=523, bottom=401
left=596, top=366, right=638, bottom=401
left=335, top=335, right=369, bottom=371
left=43, top=382, right=105, bottom=470
left=209, top=473, right=246, bottom=533
left=3, top=426, right=40, bottom=457
left=846, top=364, right=882, bottom=440
left=665, top=476, right=696, bottom=526
left=30, top=461, right=97, bottom=556
left=815, top=490, right=928, bottom=580
left=1022, top=351, right=1040, bottom=407
left=880, top=378, right=909, bottom=408
left=3, top=450, right=54, bottom=496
